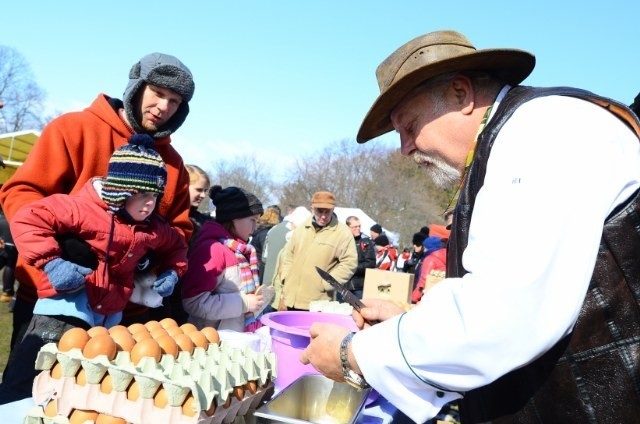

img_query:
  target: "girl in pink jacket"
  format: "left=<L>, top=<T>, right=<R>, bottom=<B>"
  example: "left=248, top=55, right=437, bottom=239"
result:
left=182, top=185, right=265, bottom=332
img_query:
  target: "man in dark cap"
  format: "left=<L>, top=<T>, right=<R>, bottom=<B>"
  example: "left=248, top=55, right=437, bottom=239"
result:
left=369, top=223, right=383, bottom=240
left=345, top=216, right=376, bottom=298
left=0, top=52, right=195, bottom=381
left=302, top=30, right=640, bottom=423
left=402, top=231, right=427, bottom=276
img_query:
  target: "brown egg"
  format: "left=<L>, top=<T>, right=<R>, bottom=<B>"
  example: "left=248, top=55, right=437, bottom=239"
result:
left=132, top=330, right=152, bottom=343
left=155, top=334, right=179, bottom=358
left=154, top=386, right=169, bottom=409
left=187, top=330, right=209, bottom=349
left=128, top=323, right=147, bottom=335
left=144, top=320, right=161, bottom=332
left=69, top=409, right=99, bottom=424
left=100, top=373, right=113, bottom=394
left=110, top=329, right=136, bottom=352
left=44, top=399, right=58, bottom=417
left=173, top=333, right=194, bottom=355
left=167, top=326, right=183, bottom=338
left=58, top=327, right=90, bottom=352
left=127, top=380, right=140, bottom=401
left=50, top=362, right=63, bottom=379
left=243, top=380, right=258, bottom=394
left=233, top=385, right=244, bottom=401
left=182, top=393, right=197, bottom=417
left=201, top=327, right=220, bottom=345
left=223, top=395, right=232, bottom=409
left=205, top=398, right=216, bottom=416
left=180, top=323, right=198, bottom=334
left=149, top=326, right=168, bottom=340
left=87, top=326, right=109, bottom=337
left=159, top=317, right=178, bottom=330
left=130, top=338, right=162, bottom=365
left=96, top=413, right=126, bottom=424
left=108, top=325, right=130, bottom=335
left=76, top=368, right=87, bottom=386
left=82, top=334, right=117, bottom=360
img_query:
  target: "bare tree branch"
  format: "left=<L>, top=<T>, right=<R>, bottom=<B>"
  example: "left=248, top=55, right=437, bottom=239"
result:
left=0, top=45, right=51, bottom=132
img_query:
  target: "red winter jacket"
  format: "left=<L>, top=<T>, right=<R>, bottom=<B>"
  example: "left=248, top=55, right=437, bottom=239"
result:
left=0, top=94, right=192, bottom=304
left=10, top=179, right=188, bottom=314
left=411, top=248, right=447, bottom=303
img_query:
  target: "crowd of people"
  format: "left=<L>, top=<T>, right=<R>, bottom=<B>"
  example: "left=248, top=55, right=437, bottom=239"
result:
left=0, top=28, right=639, bottom=423
left=0, top=50, right=435, bottom=406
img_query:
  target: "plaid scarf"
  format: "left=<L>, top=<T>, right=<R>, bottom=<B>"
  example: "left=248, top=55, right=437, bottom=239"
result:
left=221, top=237, right=262, bottom=331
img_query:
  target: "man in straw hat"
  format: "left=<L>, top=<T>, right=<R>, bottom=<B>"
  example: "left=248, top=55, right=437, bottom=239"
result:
left=301, top=30, right=640, bottom=422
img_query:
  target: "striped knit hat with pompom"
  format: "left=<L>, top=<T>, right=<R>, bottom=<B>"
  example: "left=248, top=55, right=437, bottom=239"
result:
left=101, top=134, right=167, bottom=212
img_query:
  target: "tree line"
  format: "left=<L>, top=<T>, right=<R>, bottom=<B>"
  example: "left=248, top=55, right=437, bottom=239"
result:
left=208, top=139, right=452, bottom=247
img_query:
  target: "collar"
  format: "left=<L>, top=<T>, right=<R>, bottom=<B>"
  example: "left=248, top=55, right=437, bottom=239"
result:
left=488, top=84, right=512, bottom=123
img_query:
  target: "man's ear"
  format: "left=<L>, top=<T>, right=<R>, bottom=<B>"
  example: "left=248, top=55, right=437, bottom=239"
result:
left=450, top=75, right=475, bottom=115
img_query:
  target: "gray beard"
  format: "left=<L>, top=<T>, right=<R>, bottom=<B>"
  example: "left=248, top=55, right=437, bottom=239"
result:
left=412, top=151, right=462, bottom=189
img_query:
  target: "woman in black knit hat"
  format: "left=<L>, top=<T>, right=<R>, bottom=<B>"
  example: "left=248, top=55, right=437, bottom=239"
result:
left=181, top=185, right=267, bottom=332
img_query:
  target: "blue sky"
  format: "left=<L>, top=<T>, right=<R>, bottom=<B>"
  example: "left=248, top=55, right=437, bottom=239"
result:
left=3, top=1, right=639, bottom=179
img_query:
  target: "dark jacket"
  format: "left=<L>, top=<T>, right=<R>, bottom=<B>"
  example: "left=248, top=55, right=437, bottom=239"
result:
left=403, top=249, right=425, bottom=278
left=252, top=223, right=274, bottom=283
left=448, top=86, right=640, bottom=423
left=189, top=206, right=212, bottom=249
left=346, top=235, right=376, bottom=291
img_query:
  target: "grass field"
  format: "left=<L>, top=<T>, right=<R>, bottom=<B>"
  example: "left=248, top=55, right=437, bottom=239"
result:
left=0, top=293, right=12, bottom=384
left=0, top=302, right=10, bottom=379
left=0, top=269, right=15, bottom=384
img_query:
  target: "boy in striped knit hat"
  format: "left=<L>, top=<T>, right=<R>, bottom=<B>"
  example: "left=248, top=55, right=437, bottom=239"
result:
left=0, top=134, right=188, bottom=403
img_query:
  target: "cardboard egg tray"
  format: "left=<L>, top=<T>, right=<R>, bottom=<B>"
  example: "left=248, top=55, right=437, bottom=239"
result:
left=24, top=341, right=277, bottom=424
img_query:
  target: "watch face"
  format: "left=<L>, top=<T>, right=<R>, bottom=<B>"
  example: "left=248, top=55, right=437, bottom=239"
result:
left=345, top=377, right=365, bottom=391
left=346, top=371, right=369, bottom=390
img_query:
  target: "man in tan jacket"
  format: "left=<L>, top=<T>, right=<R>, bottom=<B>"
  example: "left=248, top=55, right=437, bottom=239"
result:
left=279, top=191, right=357, bottom=310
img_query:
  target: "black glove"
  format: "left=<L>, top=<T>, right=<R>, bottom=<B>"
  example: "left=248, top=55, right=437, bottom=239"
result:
left=57, top=233, right=98, bottom=270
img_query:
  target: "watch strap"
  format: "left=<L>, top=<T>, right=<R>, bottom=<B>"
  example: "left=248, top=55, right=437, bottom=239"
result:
left=340, top=332, right=369, bottom=389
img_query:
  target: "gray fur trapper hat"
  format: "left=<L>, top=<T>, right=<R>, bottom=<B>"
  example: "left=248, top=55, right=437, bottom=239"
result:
left=123, top=52, right=195, bottom=139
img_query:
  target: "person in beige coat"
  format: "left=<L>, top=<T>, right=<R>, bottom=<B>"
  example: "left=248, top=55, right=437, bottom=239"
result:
left=279, top=191, right=357, bottom=310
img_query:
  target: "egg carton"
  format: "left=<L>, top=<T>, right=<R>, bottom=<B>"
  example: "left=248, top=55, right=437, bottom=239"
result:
left=27, top=341, right=277, bottom=424
left=25, top=376, right=274, bottom=424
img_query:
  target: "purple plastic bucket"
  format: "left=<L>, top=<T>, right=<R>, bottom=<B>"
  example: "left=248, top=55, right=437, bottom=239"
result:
left=261, top=311, right=358, bottom=390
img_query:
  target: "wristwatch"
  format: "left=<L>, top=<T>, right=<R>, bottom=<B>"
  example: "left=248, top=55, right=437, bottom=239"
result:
left=340, top=332, right=370, bottom=390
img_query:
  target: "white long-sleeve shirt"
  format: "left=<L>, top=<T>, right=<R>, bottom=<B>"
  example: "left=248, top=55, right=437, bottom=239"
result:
left=354, top=91, right=640, bottom=423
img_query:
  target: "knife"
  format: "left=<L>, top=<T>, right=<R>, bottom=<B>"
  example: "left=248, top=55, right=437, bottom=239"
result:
left=315, top=266, right=377, bottom=325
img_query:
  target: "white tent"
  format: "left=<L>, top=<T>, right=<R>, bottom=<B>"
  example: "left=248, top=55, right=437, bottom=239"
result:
left=335, top=207, right=400, bottom=246
left=285, top=206, right=399, bottom=246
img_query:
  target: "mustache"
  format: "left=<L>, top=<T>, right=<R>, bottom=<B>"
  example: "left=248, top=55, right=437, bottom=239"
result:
left=412, top=150, right=436, bottom=165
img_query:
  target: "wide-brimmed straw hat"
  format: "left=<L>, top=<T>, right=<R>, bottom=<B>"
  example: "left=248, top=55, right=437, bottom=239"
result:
left=357, top=30, right=535, bottom=143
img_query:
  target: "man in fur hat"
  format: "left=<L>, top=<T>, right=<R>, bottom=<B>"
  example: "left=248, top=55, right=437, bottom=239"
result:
left=0, top=52, right=195, bottom=379
left=302, top=30, right=640, bottom=422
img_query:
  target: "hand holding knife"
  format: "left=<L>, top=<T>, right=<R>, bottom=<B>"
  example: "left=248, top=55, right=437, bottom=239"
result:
left=315, top=266, right=378, bottom=326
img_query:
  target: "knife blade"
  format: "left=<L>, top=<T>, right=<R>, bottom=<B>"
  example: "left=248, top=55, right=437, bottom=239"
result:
left=315, top=266, right=378, bottom=326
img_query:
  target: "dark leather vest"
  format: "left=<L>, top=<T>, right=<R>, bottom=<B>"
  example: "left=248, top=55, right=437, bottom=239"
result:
left=447, top=86, right=640, bottom=423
